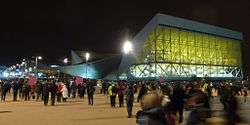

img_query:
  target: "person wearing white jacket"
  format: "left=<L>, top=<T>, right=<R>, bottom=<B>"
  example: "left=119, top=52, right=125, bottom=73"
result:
left=62, top=84, right=69, bottom=102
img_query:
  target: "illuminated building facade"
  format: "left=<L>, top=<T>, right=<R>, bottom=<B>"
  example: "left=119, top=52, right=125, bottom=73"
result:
left=119, top=14, right=243, bottom=80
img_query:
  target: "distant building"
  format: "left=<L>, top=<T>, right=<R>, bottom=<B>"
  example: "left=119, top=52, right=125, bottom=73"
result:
left=59, top=50, right=121, bottom=79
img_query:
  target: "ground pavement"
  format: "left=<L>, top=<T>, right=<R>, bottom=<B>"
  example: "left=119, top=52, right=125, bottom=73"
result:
left=0, top=94, right=250, bottom=125
left=0, top=94, right=140, bottom=125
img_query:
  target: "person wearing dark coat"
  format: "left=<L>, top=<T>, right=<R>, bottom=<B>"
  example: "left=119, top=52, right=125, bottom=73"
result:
left=79, top=84, right=86, bottom=99
left=71, top=81, right=77, bottom=98
left=18, top=78, right=24, bottom=99
left=170, top=84, right=186, bottom=124
left=64, top=80, right=71, bottom=98
left=117, top=83, right=125, bottom=107
left=36, top=80, right=43, bottom=101
left=23, top=82, right=31, bottom=101
left=50, top=80, right=57, bottom=106
left=1, top=80, right=11, bottom=101
left=125, top=85, right=134, bottom=118
left=43, top=80, right=50, bottom=106
left=12, top=80, right=19, bottom=101
left=86, top=81, right=95, bottom=105
left=137, top=84, right=147, bottom=103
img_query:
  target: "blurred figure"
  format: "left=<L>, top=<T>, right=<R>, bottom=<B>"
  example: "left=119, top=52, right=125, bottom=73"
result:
left=117, top=82, right=125, bottom=107
left=18, top=78, right=24, bottom=99
left=12, top=80, right=19, bottom=101
left=71, top=80, right=77, bottom=98
left=50, top=80, right=57, bottom=106
left=78, top=83, right=86, bottom=99
left=22, top=81, right=31, bottom=101
left=125, top=84, right=134, bottom=118
left=171, top=84, right=186, bottom=124
left=43, top=79, right=50, bottom=106
left=1, top=80, right=10, bottom=101
left=36, top=80, right=43, bottom=101
left=136, top=93, right=167, bottom=125
left=56, top=82, right=63, bottom=102
left=186, top=92, right=211, bottom=125
left=62, top=84, right=68, bottom=102
left=137, top=83, right=147, bottom=103
left=243, top=87, right=248, bottom=103
left=225, top=92, right=242, bottom=125
left=108, top=84, right=117, bottom=107
left=86, top=81, right=95, bottom=105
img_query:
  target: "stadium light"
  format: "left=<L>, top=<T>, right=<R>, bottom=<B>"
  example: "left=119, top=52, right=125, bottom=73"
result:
left=63, top=58, right=69, bottom=64
left=123, top=40, right=133, bottom=54
left=37, top=56, right=42, bottom=60
left=85, top=52, right=90, bottom=61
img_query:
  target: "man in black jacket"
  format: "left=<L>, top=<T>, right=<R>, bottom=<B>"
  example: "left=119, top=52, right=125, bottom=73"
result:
left=87, top=80, right=95, bottom=105
left=126, top=84, right=134, bottom=118
left=12, top=80, right=19, bottom=101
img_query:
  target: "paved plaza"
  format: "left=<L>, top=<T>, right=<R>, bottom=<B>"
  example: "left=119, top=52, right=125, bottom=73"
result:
left=0, top=94, right=140, bottom=125
left=0, top=94, right=250, bottom=125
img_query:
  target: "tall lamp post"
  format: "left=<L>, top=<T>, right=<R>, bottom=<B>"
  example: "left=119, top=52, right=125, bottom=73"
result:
left=122, top=40, right=133, bottom=79
left=85, top=52, right=90, bottom=79
left=35, top=56, right=42, bottom=77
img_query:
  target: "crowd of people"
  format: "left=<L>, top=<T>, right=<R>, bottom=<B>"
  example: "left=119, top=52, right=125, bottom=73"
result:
left=0, top=76, right=249, bottom=125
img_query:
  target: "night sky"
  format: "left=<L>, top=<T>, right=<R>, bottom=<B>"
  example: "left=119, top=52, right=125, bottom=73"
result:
left=0, top=0, right=249, bottom=76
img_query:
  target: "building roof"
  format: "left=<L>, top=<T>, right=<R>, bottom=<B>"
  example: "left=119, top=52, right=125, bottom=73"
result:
left=156, top=14, right=243, bottom=40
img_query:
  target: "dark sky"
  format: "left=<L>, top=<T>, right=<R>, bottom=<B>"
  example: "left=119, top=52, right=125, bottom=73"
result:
left=0, top=0, right=249, bottom=75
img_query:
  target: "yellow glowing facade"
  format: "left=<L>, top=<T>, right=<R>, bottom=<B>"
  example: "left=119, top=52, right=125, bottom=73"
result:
left=130, top=27, right=242, bottom=79
left=120, top=14, right=243, bottom=80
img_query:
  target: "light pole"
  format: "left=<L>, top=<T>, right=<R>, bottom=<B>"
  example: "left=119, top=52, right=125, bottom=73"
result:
left=35, top=56, right=42, bottom=77
left=122, top=40, right=133, bottom=79
left=85, top=52, right=90, bottom=79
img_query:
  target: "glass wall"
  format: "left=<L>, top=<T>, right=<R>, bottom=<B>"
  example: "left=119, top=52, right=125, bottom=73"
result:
left=130, top=26, right=242, bottom=79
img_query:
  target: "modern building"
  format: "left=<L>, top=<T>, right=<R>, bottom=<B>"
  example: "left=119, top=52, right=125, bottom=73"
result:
left=119, top=14, right=243, bottom=80
left=60, top=14, right=243, bottom=81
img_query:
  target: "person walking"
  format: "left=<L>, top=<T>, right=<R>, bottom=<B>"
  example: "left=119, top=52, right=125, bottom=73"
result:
left=87, top=81, right=95, bottom=105
left=43, top=80, right=50, bottom=106
left=117, top=82, right=125, bottom=107
left=108, top=84, right=117, bottom=107
left=137, top=83, right=147, bottom=103
left=62, top=84, right=68, bottom=102
left=1, top=80, right=10, bottom=101
left=171, top=84, right=186, bottom=124
left=71, top=80, right=77, bottom=98
left=50, top=80, right=57, bottom=106
left=12, top=80, right=19, bottom=101
left=18, top=78, right=24, bottom=99
left=23, top=82, right=31, bottom=101
left=79, top=83, right=86, bottom=99
left=56, top=82, right=63, bottom=102
left=35, top=80, right=43, bottom=101
left=125, top=84, right=134, bottom=118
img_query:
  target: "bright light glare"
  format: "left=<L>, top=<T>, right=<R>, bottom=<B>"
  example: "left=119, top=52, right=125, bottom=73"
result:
left=63, top=58, right=69, bottom=64
left=85, top=52, right=90, bottom=61
left=37, top=56, right=42, bottom=60
left=29, top=67, right=32, bottom=72
left=123, top=40, right=133, bottom=54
